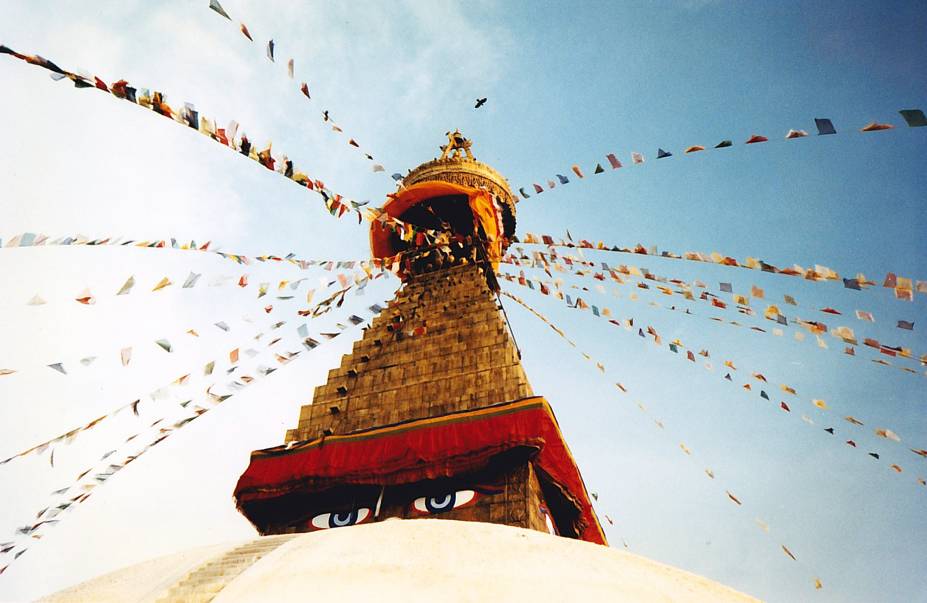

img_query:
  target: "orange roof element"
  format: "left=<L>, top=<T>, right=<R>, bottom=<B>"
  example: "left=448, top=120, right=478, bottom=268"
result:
left=369, top=180, right=505, bottom=268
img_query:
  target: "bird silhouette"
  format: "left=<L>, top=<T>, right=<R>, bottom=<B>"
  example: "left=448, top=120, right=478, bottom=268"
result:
left=474, top=97, right=487, bottom=109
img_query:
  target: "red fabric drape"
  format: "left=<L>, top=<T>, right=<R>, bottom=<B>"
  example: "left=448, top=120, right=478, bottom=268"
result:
left=234, top=397, right=606, bottom=545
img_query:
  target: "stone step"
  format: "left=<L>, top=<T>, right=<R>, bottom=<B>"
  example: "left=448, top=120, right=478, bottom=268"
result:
left=155, top=534, right=297, bottom=603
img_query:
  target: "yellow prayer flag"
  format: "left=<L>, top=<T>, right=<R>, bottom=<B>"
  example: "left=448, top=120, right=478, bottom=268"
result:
left=152, top=277, right=172, bottom=292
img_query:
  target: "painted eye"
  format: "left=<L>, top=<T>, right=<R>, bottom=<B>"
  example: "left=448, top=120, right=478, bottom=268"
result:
left=539, top=504, right=557, bottom=535
left=309, top=507, right=371, bottom=530
left=412, top=490, right=478, bottom=514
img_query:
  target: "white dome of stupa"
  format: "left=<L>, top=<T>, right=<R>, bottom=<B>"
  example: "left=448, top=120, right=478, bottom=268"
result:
left=42, top=519, right=760, bottom=603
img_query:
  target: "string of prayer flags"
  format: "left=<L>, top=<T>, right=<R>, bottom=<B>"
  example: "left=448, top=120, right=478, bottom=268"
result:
left=204, top=3, right=390, bottom=178
left=1, top=283, right=380, bottom=469
left=499, top=289, right=823, bottom=590
left=500, top=271, right=922, bottom=466
left=500, top=255, right=925, bottom=376
left=514, top=109, right=922, bottom=200
left=0, top=298, right=386, bottom=571
left=0, top=44, right=422, bottom=234
left=513, top=234, right=924, bottom=303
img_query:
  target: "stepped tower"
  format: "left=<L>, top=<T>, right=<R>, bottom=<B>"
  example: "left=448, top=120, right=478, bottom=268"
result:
left=234, top=131, right=605, bottom=544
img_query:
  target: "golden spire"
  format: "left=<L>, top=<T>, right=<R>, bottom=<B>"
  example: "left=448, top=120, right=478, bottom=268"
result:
left=439, top=129, right=475, bottom=161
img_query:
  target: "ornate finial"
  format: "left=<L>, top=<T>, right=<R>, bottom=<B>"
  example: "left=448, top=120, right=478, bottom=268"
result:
left=439, top=129, right=475, bottom=161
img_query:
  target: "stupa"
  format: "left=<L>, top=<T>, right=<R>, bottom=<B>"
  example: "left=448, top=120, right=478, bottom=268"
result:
left=43, top=133, right=759, bottom=603
left=233, top=129, right=604, bottom=542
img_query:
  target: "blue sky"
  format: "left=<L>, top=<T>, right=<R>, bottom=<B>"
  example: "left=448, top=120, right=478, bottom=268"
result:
left=0, top=1, right=924, bottom=601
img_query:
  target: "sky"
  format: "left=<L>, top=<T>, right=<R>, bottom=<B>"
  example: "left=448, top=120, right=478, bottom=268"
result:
left=0, top=0, right=924, bottom=601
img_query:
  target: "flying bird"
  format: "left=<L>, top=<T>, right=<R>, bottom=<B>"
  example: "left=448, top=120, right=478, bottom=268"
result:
left=474, top=97, right=487, bottom=109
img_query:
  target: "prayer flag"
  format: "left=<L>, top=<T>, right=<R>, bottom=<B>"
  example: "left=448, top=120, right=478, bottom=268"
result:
left=26, top=294, right=46, bottom=306
left=120, top=347, right=131, bottom=366
left=266, top=39, right=275, bottom=62
left=116, top=276, right=135, bottom=295
left=785, top=129, right=808, bottom=139
left=48, top=363, right=66, bottom=375
left=155, top=339, right=172, bottom=353
left=860, top=122, right=893, bottom=132
left=714, top=140, right=733, bottom=148
left=656, top=148, right=672, bottom=158
left=745, top=134, right=768, bottom=144
left=287, top=58, right=294, bottom=78
left=899, top=109, right=927, bottom=127
left=533, top=184, right=544, bottom=193
left=631, top=152, right=644, bottom=164
left=897, top=320, right=914, bottom=330
left=684, top=145, right=705, bottom=153
left=606, top=154, right=622, bottom=169
left=814, top=118, right=836, bottom=135
left=152, top=277, right=172, bottom=292
left=209, top=0, right=231, bottom=19
left=519, top=187, right=530, bottom=199
left=875, top=428, right=901, bottom=442
left=571, top=165, right=584, bottom=178
left=182, top=272, right=201, bottom=288
left=300, top=82, right=311, bottom=99
left=843, top=278, right=861, bottom=290
left=557, top=174, right=569, bottom=184
left=230, top=348, right=239, bottom=363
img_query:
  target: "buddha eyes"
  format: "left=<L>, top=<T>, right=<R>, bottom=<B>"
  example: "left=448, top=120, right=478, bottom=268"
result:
left=309, top=507, right=372, bottom=530
left=412, top=490, right=478, bottom=514
left=307, top=490, right=480, bottom=529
